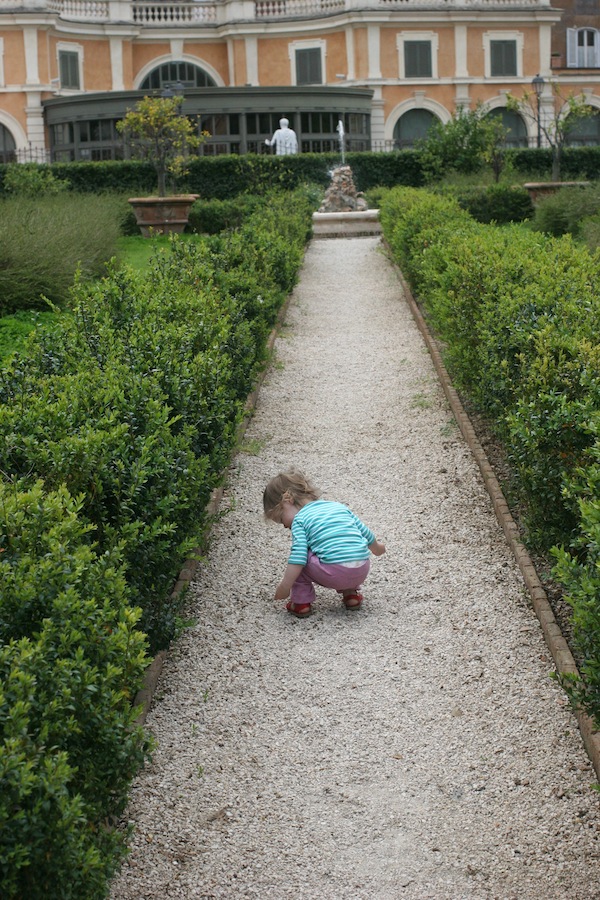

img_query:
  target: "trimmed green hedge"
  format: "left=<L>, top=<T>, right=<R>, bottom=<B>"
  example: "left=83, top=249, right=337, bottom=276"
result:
left=0, top=151, right=426, bottom=199
left=1, top=480, right=150, bottom=897
left=0, top=186, right=314, bottom=896
left=380, top=186, right=600, bottom=729
left=3, top=146, right=600, bottom=200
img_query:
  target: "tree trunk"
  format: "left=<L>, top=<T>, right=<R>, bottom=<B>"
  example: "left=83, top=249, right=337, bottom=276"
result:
left=552, top=146, right=561, bottom=182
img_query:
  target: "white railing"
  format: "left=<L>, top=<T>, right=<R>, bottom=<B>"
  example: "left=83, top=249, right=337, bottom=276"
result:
left=255, top=0, right=344, bottom=16
left=132, top=1, right=218, bottom=24
left=46, top=0, right=110, bottom=17
left=0, top=0, right=550, bottom=20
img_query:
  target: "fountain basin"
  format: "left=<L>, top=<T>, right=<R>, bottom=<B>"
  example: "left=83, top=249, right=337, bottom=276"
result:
left=312, top=209, right=381, bottom=239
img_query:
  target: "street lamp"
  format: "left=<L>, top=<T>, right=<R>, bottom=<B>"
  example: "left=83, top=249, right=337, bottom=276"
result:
left=161, top=81, right=185, bottom=112
left=532, top=74, right=545, bottom=148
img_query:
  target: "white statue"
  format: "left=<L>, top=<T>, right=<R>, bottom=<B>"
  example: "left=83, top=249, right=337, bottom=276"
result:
left=265, top=118, right=299, bottom=155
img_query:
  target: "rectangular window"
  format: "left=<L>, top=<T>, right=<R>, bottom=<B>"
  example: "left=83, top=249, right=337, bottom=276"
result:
left=296, top=48, right=322, bottom=85
left=404, top=41, right=432, bottom=78
left=490, top=40, right=517, bottom=76
left=59, top=50, right=80, bottom=90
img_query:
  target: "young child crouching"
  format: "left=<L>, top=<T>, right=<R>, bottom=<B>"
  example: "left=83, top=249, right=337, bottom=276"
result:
left=263, top=469, right=386, bottom=618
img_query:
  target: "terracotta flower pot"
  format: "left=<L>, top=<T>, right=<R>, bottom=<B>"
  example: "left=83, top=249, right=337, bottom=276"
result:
left=128, top=194, right=199, bottom=237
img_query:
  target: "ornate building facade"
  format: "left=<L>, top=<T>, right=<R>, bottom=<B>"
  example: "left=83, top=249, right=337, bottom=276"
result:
left=0, top=0, right=599, bottom=161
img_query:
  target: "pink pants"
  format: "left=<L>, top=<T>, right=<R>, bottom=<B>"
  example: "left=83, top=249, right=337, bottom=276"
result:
left=290, top=551, right=371, bottom=606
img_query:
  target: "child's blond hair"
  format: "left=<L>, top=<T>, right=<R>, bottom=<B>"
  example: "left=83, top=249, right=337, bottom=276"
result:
left=263, top=469, right=321, bottom=518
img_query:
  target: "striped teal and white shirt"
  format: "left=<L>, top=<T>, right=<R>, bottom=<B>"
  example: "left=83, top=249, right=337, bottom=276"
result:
left=288, top=500, right=375, bottom=566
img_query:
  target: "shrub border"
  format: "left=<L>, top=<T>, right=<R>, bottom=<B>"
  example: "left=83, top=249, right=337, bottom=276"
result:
left=386, top=245, right=600, bottom=781
left=132, top=276, right=295, bottom=726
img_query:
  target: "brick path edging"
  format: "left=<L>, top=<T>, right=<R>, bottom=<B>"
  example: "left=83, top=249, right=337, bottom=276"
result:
left=132, top=290, right=295, bottom=726
left=389, top=252, right=600, bottom=781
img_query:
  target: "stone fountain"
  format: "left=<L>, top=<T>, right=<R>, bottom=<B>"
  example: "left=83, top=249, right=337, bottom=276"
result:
left=312, top=120, right=381, bottom=238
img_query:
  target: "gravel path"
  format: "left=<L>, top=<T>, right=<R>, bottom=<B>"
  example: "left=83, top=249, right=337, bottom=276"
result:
left=111, top=237, right=600, bottom=900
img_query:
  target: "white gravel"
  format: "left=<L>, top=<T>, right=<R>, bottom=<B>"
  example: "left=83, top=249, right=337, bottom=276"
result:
left=111, top=237, right=600, bottom=900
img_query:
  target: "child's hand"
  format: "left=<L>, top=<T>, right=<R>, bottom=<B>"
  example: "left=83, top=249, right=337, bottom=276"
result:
left=370, top=540, right=386, bottom=557
left=274, top=582, right=291, bottom=601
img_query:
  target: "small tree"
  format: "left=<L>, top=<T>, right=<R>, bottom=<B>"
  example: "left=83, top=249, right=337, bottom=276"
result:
left=506, top=83, right=593, bottom=181
left=417, top=104, right=509, bottom=183
left=117, top=95, right=204, bottom=197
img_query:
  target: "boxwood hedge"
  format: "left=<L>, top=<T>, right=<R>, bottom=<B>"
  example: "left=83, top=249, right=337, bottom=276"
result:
left=380, top=185, right=600, bottom=730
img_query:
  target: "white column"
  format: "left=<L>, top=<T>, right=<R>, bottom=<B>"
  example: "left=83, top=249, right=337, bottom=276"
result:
left=217, top=0, right=255, bottom=25
left=370, top=86, right=385, bottom=145
left=109, top=37, right=124, bottom=90
left=23, top=26, right=39, bottom=85
left=245, top=36, right=258, bottom=85
left=455, top=25, right=468, bottom=77
left=367, top=25, right=381, bottom=80
left=108, top=0, right=133, bottom=22
left=539, top=25, right=552, bottom=77
left=25, top=91, right=46, bottom=152
left=345, top=26, right=355, bottom=81
left=170, top=38, right=183, bottom=59
left=227, top=39, right=235, bottom=85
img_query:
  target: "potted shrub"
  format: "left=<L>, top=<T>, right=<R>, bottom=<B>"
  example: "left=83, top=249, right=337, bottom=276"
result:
left=117, top=94, right=204, bottom=236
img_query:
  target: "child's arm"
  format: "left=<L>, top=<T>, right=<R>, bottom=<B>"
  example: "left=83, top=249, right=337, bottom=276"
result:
left=274, top=563, right=304, bottom=600
left=369, top=539, right=386, bottom=557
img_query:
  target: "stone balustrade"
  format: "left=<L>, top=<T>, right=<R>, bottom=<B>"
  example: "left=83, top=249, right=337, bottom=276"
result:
left=0, top=0, right=551, bottom=20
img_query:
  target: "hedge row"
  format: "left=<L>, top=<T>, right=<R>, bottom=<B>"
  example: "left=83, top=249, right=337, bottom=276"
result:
left=2, top=146, right=600, bottom=200
left=0, top=186, right=314, bottom=896
left=379, top=186, right=600, bottom=728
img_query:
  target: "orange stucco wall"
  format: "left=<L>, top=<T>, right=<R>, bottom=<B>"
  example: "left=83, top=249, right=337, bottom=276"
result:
left=132, top=42, right=171, bottom=85
left=183, top=42, right=228, bottom=82
left=1, top=93, right=27, bottom=133
left=230, top=39, right=246, bottom=86
left=257, top=37, right=290, bottom=85
left=84, top=40, right=111, bottom=91
left=324, top=32, right=346, bottom=81
left=2, top=32, right=26, bottom=84
left=438, top=28, right=455, bottom=78
left=353, top=28, right=369, bottom=81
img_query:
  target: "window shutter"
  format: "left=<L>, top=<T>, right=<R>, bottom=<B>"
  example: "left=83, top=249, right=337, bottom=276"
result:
left=404, top=41, right=432, bottom=78
left=566, top=29, right=578, bottom=67
left=296, top=48, right=322, bottom=85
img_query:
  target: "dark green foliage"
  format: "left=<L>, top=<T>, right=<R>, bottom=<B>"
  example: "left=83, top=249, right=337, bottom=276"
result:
left=3, top=163, right=69, bottom=197
left=187, top=195, right=264, bottom=233
left=1, top=187, right=313, bottom=651
left=531, top=183, right=600, bottom=237
left=0, top=152, right=428, bottom=201
left=0, top=194, right=125, bottom=315
left=380, top=185, right=600, bottom=728
left=0, top=186, right=313, bottom=896
left=454, top=184, right=533, bottom=224
left=6, top=147, right=600, bottom=201
left=0, top=481, right=150, bottom=898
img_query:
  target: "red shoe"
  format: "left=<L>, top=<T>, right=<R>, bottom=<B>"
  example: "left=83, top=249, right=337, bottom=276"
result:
left=286, top=600, right=312, bottom=618
left=343, top=592, right=363, bottom=610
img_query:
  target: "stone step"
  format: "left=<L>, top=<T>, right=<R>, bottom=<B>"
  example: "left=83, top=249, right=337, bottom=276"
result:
left=311, top=209, right=381, bottom=238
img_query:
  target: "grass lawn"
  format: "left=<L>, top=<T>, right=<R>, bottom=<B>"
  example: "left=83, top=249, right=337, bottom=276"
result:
left=0, top=233, right=201, bottom=361
left=117, top=233, right=201, bottom=271
left=0, top=310, right=57, bottom=362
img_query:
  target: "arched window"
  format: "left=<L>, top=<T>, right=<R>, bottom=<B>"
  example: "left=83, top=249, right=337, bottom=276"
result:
left=0, top=123, right=16, bottom=163
left=567, top=29, right=600, bottom=68
left=393, top=109, right=438, bottom=149
left=140, top=62, right=216, bottom=91
left=485, top=108, right=528, bottom=148
left=566, top=109, right=600, bottom=147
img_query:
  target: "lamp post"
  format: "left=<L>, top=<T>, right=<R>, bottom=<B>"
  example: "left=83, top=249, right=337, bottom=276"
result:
left=161, top=81, right=185, bottom=113
left=532, top=73, right=544, bottom=148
